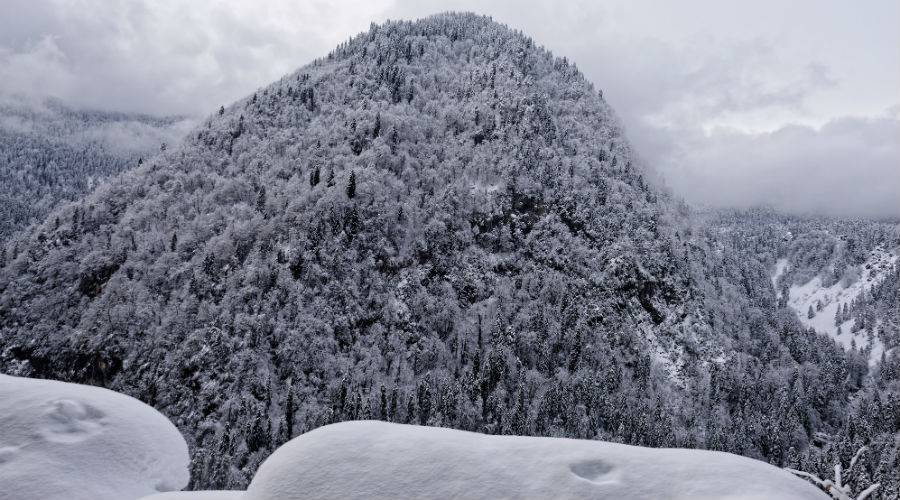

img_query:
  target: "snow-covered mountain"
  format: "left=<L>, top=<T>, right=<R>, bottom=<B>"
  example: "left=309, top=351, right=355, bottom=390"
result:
left=705, top=207, right=900, bottom=499
left=0, top=99, right=193, bottom=239
left=0, top=13, right=894, bottom=497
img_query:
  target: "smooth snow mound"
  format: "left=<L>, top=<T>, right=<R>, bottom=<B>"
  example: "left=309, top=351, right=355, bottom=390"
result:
left=139, top=493, right=244, bottom=500
left=245, top=421, right=826, bottom=500
left=0, top=375, right=189, bottom=500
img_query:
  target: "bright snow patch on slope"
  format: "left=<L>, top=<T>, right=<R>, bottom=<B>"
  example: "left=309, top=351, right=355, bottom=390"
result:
left=773, top=258, right=789, bottom=291
left=780, top=248, right=897, bottom=365
left=243, top=421, right=825, bottom=500
left=0, top=374, right=189, bottom=500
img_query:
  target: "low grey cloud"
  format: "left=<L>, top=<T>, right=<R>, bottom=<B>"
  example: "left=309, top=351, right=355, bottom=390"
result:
left=0, top=98, right=196, bottom=156
left=0, top=0, right=897, bottom=217
left=570, top=34, right=899, bottom=218
left=0, top=0, right=390, bottom=115
left=658, top=113, right=900, bottom=219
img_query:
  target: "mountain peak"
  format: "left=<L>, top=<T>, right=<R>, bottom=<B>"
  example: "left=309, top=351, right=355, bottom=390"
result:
left=2, top=15, right=698, bottom=489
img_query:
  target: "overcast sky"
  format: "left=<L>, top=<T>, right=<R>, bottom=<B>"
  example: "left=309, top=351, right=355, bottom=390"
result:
left=1, top=0, right=898, bottom=218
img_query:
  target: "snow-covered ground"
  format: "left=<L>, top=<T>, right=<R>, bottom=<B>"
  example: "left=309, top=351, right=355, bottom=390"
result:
left=139, top=493, right=243, bottom=500
left=772, top=258, right=789, bottom=292
left=239, top=421, right=825, bottom=500
left=0, top=375, right=827, bottom=500
left=0, top=375, right=189, bottom=500
left=776, top=248, right=897, bottom=365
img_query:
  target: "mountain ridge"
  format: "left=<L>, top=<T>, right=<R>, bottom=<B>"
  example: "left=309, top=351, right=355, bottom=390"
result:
left=0, top=98, right=192, bottom=238
left=0, top=13, right=879, bottom=493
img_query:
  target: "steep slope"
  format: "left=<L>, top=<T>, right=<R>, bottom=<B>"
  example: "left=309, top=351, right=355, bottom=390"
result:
left=704, top=208, right=900, bottom=498
left=778, top=247, right=898, bottom=365
left=711, top=208, right=900, bottom=365
left=0, top=14, right=872, bottom=492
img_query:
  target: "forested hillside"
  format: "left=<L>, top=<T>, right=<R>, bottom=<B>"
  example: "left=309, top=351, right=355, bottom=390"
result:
left=705, top=208, right=900, bottom=498
left=0, top=100, right=192, bottom=238
left=705, top=209, right=900, bottom=352
left=0, top=14, right=894, bottom=496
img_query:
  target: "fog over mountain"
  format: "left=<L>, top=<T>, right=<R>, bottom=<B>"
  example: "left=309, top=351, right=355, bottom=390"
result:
left=2, top=15, right=898, bottom=498
left=661, top=113, right=900, bottom=219
left=1, top=0, right=897, bottom=217
left=0, top=99, right=193, bottom=238
left=1, top=6, right=898, bottom=500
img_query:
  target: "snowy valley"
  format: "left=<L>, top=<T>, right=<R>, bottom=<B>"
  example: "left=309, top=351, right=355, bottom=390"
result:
left=775, top=247, right=898, bottom=366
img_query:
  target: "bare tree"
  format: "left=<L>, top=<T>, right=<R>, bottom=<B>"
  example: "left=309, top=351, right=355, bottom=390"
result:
left=785, top=446, right=880, bottom=500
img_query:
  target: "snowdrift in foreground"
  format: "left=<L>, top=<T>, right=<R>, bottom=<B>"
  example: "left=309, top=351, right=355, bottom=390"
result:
left=244, top=421, right=826, bottom=500
left=139, top=493, right=244, bottom=500
left=0, top=376, right=825, bottom=500
left=0, top=374, right=189, bottom=500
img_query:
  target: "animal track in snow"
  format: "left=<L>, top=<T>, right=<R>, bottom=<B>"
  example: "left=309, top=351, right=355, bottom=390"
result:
left=569, top=459, right=618, bottom=484
left=0, top=446, right=19, bottom=464
left=38, top=399, right=106, bottom=443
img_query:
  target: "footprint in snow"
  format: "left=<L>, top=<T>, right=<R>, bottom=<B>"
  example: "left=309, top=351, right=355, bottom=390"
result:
left=0, top=446, right=19, bottom=464
left=38, top=399, right=106, bottom=443
left=570, top=459, right=619, bottom=485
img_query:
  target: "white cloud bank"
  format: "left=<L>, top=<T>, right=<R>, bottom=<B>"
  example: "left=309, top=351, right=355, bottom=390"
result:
left=0, top=0, right=897, bottom=217
left=662, top=113, right=900, bottom=218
